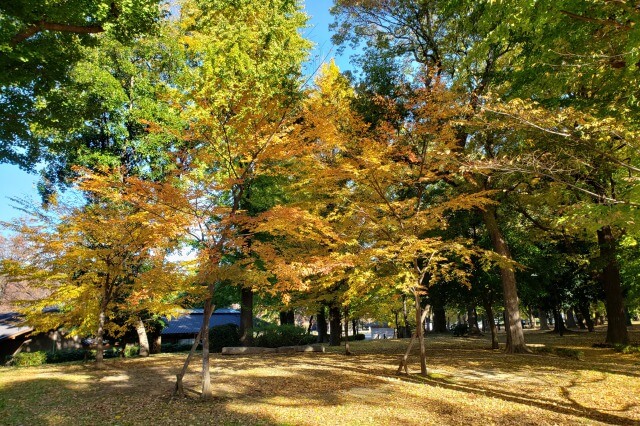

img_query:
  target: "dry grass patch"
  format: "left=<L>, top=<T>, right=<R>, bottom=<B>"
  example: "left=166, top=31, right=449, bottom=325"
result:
left=1, top=326, right=639, bottom=425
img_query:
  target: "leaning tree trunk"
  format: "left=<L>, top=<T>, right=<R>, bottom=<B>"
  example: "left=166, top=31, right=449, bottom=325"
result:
left=467, top=306, right=481, bottom=334
left=482, top=208, right=529, bottom=353
left=200, top=299, right=215, bottom=400
left=552, top=307, right=566, bottom=336
left=597, top=226, right=629, bottom=345
left=240, top=287, right=253, bottom=346
left=135, top=317, right=150, bottom=357
left=329, top=305, right=342, bottom=346
left=578, top=302, right=595, bottom=332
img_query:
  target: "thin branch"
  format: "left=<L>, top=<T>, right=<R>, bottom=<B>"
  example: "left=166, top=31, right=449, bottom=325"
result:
left=11, top=21, right=105, bottom=46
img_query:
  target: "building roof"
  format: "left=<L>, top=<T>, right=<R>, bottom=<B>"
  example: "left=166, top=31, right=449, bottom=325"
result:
left=0, top=312, right=33, bottom=341
left=161, top=309, right=242, bottom=336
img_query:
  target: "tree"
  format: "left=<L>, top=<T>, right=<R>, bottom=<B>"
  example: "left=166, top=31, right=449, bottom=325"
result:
left=1, top=174, right=184, bottom=368
left=0, top=0, right=165, bottom=168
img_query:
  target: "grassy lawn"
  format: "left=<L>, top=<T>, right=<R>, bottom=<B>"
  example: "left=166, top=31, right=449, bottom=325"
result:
left=1, top=327, right=639, bottom=425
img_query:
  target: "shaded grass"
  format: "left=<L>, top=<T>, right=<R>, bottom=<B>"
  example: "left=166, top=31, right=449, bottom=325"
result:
left=1, top=326, right=639, bottom=425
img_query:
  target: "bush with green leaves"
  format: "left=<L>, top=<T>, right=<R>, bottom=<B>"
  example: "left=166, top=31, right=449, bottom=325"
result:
left=46, top=349, right=89, bottom=363
left=209, top=323, right=241, bottom=352
left=161, top=342, right=194, bottom=353
left=251, top=324, right=316, bottom=348
left=11, top=351, right=48, bottom=367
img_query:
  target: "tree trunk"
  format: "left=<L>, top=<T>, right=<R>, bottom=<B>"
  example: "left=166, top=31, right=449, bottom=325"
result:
left=279, top=310, right=295, bottom=325
left=597, top=226, right=629, bottom=345
left=352, top=319, right=357, bottom=337
left=565, top=308, right=578, bottom=329
left=240, top=287, right=253, bottom=346
left=317, top=306, right=328, bottom=343
left=135, top=317, right=150, bottom=357
left=552, top=307, right=566, bottom=336
left=402, top=294, right=411, bottom=338
left=329, top=305, right=341, bottom=346
left=432, top=303, right=447, bottom=333
left=482, top=299, right=499, bottom=349
left=151, top=334, right=162, bottom=354
left=95, top=306, right=107, bottom=368
left=467, top=306, right=480, bottom=334
left=539, top=309, right=550, bottom=330
left=397, top=307, right=429, bottom=375
left=343, top=309, right=352, bottom=355
left=414, top=291, right=427, bottom=376
left=482, top=208, right=529, bottom=353
left=200, top=299, right=214, bottom=400
left=394, top=311, right=399, bottom=338
left=574, top=307, right=586, bottom=330
left=578, top=303, right=595, bottom=332
left=307, top=315, right=314, bottom=334
left=173, top=326, right=204, bottom=398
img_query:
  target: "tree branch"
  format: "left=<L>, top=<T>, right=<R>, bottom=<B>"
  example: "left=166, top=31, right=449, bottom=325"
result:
left=11, top=21, right=105, bottom=46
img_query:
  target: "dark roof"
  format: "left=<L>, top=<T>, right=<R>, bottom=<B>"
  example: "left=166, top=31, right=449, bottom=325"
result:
left=161, top=310, right=241, bottom=335
left=0, top=312, right=32, bottom=341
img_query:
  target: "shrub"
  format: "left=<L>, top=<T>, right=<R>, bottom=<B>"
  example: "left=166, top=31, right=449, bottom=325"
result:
left=124, top=345, right=140, bottom=358
left=613, top=344, right=640, bottom=355
left=452, top=324, right=468, bottom=337
left=346, top=334, right=366, bottom=341
left=46, top=349, right=89, bottom=364
left=161, top=343, right=194, bottom=353
left=11, top=351, right=48, bottom=367
left=252, top=324, right=316, bottom=348
left=209, top=323, right=241, bottom=353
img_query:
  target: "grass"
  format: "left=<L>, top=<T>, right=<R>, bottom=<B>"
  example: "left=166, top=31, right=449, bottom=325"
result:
left=1, top=326, right=639, bottom=425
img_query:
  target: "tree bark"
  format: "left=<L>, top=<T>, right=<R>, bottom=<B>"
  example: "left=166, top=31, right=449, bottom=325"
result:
left=482, top=208, right=529, bottom=353
left=552, top=307, right=566, bottom=336
left=317, top=306, right=328, bottom=343
left=414, top=291, right=427, bottom=376
left=135, top=317, right=150, bottom=357
left=432, top=303, right=447, bottom=333
left=95, top=306, right=107, bottom=368
left=173, top=326, right=203, bottom=398
left=577, top=303, right=595, bottom=332
left=397, top=307, right=429, bottom=375
left=539, top=309, right=550, bottom=330
left=279, top=310, right=295, bottom=325
left=482, top=299, right=499, bottom=349
left=329, top=306, right=342, bottom=346
left=240, top=287, right=253, bottom=346
left=467, top=306, right=481, bottom=334
left=344, top=309, right=352, bottom=355
left=597, top=226, right=629, bottom=344
left=565, top=308, right=578, bottom=329
left=352, top=319, right=357, bottom=336
left=402, top=294, right=411, bottom=338
left=200, top=299, right=214, bottom=400
left=574, top=307, right=586, bottom=330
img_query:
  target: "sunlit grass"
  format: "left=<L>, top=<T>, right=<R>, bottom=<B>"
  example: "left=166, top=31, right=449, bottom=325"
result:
left=1, top=327, right=639, bottom=425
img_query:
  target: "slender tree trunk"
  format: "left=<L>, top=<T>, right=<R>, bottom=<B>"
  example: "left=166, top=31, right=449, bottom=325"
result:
left=135, top=317, right=150, bottom=357
left=527, top=307, right=535, bottom=330
left=307, top=315, right=314, bottom=334
left=352, top=319, right=357, bottom=337
left=151, top=334, right=162, bottom=354
left=574, top=307, right=586, bottom=330
left=482, top=208, right=529, bottom=353
left=200, top=299, right=214, bottom=400
left=397, top=308, right=429, bottom=375
left=279, top=310, right=295, bottom=325
left=329, top=305, right=341, bottom=346
left=394, top=311, right=400, bottom=338
left=539, top=309, right=550, bottom=330
left=317, top=306, right=328, bottom=343
left=482, top=299, right=499, bottom=349
left=240, top=287, right=253, bottom=346
left=173, top=326, right=203, bottom=398
left=95, top=306, right=107, bottom=368
left=624, top=307, right=633, bottom=326
left=344, top=309, right=352, bottom=355
left=414, top=291, right=427, bottom=376
left=565, top=308, right=578, bottom=329
left=597, top=226, right=629, bottom=344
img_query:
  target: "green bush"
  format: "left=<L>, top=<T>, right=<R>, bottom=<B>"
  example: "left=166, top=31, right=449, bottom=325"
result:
left=346, top=334, right=366, bottom=341
left=12, top=351, right=48, bottom=367
left=252, top=324, right=316, bottom=348
left=161, top=342, right=194, bottom=353
left=209, top=323, right=241, bottom=353
left=613, top=344, right=640, bottom=355
left=46, top=349, right=89, bottom=364
left=124, top=345, right=140, bottom=358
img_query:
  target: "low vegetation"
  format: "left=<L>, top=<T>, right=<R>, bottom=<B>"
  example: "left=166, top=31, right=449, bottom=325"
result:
left=1, top=329, right=639, bottom=425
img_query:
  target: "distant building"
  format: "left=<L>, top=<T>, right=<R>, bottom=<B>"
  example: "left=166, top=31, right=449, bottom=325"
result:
left=161, top=308, right=243, bottom=345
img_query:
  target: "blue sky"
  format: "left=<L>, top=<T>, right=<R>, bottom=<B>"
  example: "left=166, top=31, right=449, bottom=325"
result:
left=0, top=1, right=353, bottom=225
